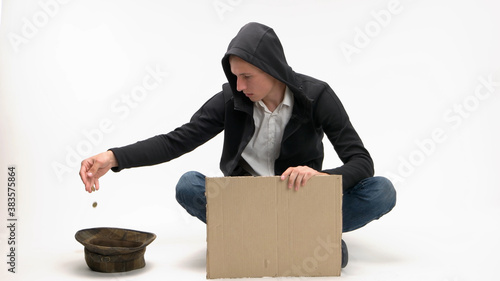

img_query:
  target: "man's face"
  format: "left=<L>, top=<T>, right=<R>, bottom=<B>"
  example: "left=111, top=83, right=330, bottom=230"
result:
left=229, top=56, right=282, bottom=103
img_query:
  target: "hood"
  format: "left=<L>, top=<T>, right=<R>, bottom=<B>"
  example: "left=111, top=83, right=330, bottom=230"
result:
left=221, top=22, right=301, bottom=97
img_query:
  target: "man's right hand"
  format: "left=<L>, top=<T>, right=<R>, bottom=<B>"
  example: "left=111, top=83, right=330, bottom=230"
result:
left=79, top=150, right=118, bottom=193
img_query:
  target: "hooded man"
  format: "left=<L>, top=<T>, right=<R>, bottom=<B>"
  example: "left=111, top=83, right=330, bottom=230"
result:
left=80, top=22, right=397, bottom=269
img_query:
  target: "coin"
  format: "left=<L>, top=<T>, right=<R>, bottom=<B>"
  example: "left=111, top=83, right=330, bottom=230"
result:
left=92, top=202, right=98, bottom=208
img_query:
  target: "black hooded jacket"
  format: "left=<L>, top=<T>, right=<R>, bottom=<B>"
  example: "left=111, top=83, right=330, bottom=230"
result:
left=110, top=22, right=374, bottom=191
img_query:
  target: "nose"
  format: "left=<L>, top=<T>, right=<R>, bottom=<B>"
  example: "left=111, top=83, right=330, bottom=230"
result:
left=236, top=77, right=246, bottom=92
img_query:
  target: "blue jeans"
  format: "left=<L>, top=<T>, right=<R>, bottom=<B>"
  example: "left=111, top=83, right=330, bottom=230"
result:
left=175, top=171, right=396, bottom=232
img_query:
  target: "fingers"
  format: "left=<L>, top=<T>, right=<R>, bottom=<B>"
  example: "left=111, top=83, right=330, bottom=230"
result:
left=280, top=167, right=292, bottom=181
left=293, top=173, right=305, bottom=191
left=94, top=178, right=100, bottom=191
left=79, top=163, right=88, bottom=188
left=288, top=170, right=304, bottom=191
left=80, top=157, right=101, bottom=193
left=281, top=166, right=318, bottom=191
left=79, top=151, right=116, bottom=193
left=79, top=160, right=94, bottom=193
left=281, top=167, right=296, bottom=190
left=86, top=158, right=102, bottom=178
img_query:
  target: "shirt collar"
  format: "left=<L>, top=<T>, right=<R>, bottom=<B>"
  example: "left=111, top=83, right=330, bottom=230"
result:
left=282, top=86, right=293, bottom=108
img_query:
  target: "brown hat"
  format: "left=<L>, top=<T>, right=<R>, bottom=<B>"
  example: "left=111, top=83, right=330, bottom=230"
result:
left=75, top=227, right=156, bottom=273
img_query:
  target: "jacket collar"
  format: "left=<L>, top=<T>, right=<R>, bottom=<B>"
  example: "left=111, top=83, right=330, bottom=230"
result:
left=233, top=91, right=253, bottom=115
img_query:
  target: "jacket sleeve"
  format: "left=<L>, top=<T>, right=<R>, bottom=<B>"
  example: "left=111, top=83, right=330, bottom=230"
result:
left=109, top=92, right=226, bottom=172
left=316, top=86, right=374, bottom=192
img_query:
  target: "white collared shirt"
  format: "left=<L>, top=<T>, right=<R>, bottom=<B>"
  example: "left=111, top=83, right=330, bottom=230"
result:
left=241, top=87, right=294, bottom=176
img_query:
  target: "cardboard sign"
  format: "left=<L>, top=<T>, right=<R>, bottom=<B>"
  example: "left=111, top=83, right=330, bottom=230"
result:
left=206, top=175, right=342, bottom=279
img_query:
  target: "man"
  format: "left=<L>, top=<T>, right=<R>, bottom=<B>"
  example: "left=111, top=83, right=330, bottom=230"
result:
left=80, top=22, right=396, bottom=268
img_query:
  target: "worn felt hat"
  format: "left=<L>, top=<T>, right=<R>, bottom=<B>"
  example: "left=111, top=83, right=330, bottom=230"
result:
left=75, top=227, right=156, bottom=273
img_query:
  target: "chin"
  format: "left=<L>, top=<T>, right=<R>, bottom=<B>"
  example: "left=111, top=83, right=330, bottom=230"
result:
left=248, top=96, right=260, bottom=102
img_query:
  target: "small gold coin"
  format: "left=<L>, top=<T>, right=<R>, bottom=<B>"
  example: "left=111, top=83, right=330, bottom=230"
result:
left=91, top=186, right=96, bottom=192
left=92, top=202, right=98, bottom=208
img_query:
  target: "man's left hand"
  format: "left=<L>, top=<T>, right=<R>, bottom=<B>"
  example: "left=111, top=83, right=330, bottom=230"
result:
left=281, top=166, right=328, bottom=191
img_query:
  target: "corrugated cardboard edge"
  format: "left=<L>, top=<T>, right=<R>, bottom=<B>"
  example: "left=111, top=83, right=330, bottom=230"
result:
left=206, top=175, right=342, bottom=279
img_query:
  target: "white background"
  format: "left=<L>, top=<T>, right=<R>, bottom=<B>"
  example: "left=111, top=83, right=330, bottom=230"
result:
left=1, top=0, right=499, bottom=280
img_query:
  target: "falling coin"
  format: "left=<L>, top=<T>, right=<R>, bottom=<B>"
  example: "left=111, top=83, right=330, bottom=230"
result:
left=92, top=202, right=98, bottom=208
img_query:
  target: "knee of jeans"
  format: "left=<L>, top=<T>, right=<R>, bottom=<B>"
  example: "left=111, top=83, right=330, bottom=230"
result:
left=374, top=176, right=397, bottom=211
left=175, top=171, right=199, bottom=204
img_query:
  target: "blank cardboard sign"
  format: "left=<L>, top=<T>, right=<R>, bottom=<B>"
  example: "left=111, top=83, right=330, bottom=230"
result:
left=206, top=175, right=342, bottom=279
